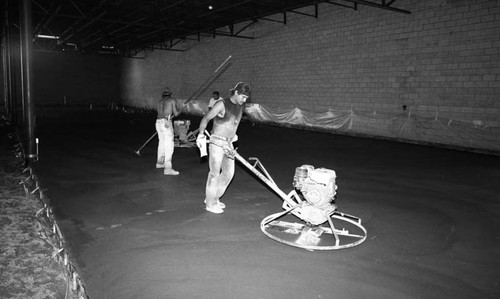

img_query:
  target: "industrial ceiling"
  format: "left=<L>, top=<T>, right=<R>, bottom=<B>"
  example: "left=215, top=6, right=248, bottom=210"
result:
left=29, top=0, right=411, bottom=57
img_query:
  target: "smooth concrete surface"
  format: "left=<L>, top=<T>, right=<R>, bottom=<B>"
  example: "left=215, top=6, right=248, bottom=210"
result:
left=33, top=108, right=500, bottom=299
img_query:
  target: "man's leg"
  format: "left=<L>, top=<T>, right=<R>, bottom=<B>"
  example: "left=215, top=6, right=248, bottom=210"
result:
left=155, top=120, right=165, bottom=168
left=216, top=154, right=235, bottom=200
left=164, top=121, right=179, bottom=175
left=205, top=144, right=224, bottom=213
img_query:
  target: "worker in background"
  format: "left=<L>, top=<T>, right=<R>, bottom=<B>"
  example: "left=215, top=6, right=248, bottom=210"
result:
left=208, top=91, right=223, bottom=111
left=156, top=86, right=184, bottom=175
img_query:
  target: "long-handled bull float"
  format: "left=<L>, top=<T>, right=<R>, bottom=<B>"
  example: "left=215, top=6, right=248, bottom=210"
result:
left=134, top=55, right=232, bottom=156
left=208, top=135, right=367, bottom=251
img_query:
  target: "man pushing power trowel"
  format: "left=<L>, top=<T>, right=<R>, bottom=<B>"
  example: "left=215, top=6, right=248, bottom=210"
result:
left=196, top=82, right=250, bottom=214
left=195, top=82, right=368, bottom=250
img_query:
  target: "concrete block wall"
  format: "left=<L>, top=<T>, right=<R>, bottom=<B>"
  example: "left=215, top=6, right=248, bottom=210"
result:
left=120, top=51, right=183, bottom=109
left=120, top=0, right=499, bottom=150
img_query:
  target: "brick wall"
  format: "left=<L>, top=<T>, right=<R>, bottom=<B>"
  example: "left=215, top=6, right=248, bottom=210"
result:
left=121, top=0, right=500, bottom=150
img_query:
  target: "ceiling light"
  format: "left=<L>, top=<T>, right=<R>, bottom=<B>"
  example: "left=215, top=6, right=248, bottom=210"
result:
left=36, top=34, right=59, bottom=40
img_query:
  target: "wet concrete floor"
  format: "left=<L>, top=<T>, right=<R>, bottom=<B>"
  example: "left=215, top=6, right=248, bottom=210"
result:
left=33, top=108, right=500, bottom=299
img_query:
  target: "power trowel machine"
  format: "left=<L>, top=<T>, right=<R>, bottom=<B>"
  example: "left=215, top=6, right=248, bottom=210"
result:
left=205, top=134, right=367, bottom=251
left=173, top=120, right=198, bottom=147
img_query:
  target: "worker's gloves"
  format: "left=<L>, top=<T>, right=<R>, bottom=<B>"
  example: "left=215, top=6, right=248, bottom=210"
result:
left=197, top=134, right=208, bottom=157
left=196, top=134, right=206, bottom=148
left=232, top=134, right=238, bottom=142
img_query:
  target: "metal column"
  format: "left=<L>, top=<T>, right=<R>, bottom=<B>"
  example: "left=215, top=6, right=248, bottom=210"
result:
left=20, top=0, right=36, bottom=161
left=2, top=0, right=15, bottom=122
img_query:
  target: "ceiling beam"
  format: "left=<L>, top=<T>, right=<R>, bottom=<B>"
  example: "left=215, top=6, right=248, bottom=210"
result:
left=342, top=0, right=411, bottom=14
left=33, top=1, right=62, bottom=36
left=288, top=4, right=319, bottom=18
left=324, top=1, right=357, bottom=10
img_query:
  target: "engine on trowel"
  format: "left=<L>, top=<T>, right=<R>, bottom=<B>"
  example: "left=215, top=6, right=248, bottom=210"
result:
left=218, top=141, right=367, bottom=250
left=286, top=165, right=339, bottom=226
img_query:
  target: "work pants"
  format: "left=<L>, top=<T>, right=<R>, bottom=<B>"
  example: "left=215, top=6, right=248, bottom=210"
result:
left=155, top=118, right=174, bottom=166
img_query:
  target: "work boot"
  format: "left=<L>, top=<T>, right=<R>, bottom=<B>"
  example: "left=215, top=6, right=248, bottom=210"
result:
left=163, top=162, right=179, bottom=175
left=206, top=204, right=224, bottom=214
left=164, top=168, right=179, bottom=175
left=204, top=199, right=225, bottom=208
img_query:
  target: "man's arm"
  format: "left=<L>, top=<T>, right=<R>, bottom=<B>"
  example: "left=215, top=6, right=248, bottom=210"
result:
left=169, top=98, right=187, bottom=117
left=172, top=100, right=181, bottom=117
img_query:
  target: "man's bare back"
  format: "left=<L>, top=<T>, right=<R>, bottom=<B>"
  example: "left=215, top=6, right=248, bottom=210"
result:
left=157, top=96, right=180, bottom=119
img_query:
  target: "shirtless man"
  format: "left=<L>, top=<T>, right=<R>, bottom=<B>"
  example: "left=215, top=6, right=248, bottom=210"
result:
left=196, top=82, right=251, bottom=214
left=156, top=87, right=184, bottom=175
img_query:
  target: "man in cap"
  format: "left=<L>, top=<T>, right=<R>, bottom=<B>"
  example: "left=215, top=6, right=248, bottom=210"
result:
left=196, top=82, right=251, bottom=213
left=208, top=91, right=223, bottom=111
left=156, top=86, right=184, bottom=175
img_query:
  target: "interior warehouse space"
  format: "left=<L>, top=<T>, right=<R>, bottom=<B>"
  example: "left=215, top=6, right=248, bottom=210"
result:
left=1, top=0, right=499, bottom=298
